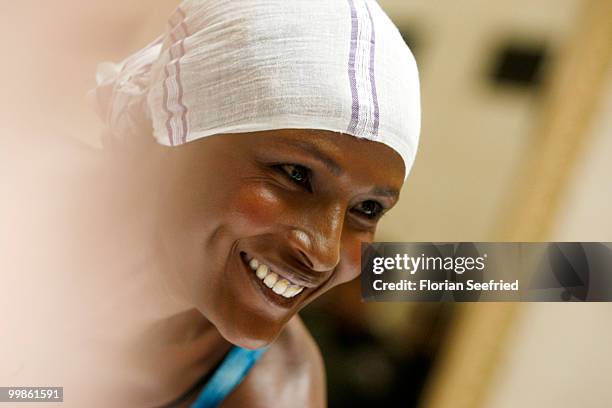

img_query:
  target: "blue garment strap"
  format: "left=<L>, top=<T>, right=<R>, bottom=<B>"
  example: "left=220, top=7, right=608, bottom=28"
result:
left=190, top=346, right=267, bottom=408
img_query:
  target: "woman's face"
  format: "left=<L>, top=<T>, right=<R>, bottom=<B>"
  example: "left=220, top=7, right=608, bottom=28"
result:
left=156, top=129, right=405, bottom=348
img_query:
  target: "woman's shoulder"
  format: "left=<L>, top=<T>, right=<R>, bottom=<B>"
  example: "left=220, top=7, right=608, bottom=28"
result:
left=222, top=316, right=326, bottom=408
left=272, top=315, right=326, bottom=392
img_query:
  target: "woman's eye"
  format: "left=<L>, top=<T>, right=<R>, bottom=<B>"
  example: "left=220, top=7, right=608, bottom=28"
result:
left=276, top=164, right=311, bottom=189
left=354, top=200, right=385, bottom=220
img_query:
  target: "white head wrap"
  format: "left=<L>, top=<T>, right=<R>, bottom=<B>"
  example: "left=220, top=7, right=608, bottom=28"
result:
left=91, top=0, right=421, bottom=179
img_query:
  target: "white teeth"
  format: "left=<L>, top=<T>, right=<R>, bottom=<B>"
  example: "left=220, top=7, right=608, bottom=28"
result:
left=245, top=254, right=305, bottom=298
left=282, top=286, right=296, bottom=298
left=263, top=272, right=279, bottom=288
left=282, top=285, right=303, bottom=298
left=255, top=264, right=269, bottom=279
left=272, top=279, right=289, bottom=294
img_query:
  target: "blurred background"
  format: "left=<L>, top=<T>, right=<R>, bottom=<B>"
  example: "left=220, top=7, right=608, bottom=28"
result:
left=1, top=0, right=610, bottom=407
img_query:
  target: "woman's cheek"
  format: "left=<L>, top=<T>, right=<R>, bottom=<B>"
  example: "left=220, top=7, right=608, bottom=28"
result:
left=334, top=237, right=364, bottom=285
left=229, top=183, right=285, bottom=230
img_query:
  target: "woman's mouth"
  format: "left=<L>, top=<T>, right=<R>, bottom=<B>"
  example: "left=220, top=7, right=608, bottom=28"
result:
left=240, top=252, right=305, bottom=300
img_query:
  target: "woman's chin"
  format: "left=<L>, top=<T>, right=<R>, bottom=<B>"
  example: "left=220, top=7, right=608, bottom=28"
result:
left=219, top=325, right=280, bottom=350
left=230, top=336, right=273, bottom=350
left=210, top=313, right=287, bottom=349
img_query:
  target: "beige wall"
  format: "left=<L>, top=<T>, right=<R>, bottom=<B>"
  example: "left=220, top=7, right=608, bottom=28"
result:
left=553, top=69, right=612, bottom=241
left=486, top=303, right=612, bottom=408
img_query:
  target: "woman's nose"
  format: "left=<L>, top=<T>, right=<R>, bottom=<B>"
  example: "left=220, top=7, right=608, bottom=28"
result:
left=287, top=203, right=344, bottom=272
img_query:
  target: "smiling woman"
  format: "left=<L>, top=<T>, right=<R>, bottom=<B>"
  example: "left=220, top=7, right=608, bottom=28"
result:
left=4, top=0, right=419, bottom=407
left=152, top=130, right=405, bottom=352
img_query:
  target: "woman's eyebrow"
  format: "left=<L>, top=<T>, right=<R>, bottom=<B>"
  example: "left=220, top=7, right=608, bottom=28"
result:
left=369, top=186, right=400, bottom=199
left=272, top=138, right=400, bottom=198
left=275, top=138, right=344, bottom=176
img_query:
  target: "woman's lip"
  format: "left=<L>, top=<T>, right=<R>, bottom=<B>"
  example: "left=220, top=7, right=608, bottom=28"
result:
left=238, top=251, right=304, bottom=310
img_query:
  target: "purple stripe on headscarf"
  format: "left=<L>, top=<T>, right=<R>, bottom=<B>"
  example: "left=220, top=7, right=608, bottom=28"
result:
left=346, top=0, right=360, bottom=134
left=364, top=2, right=380, bottom=139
